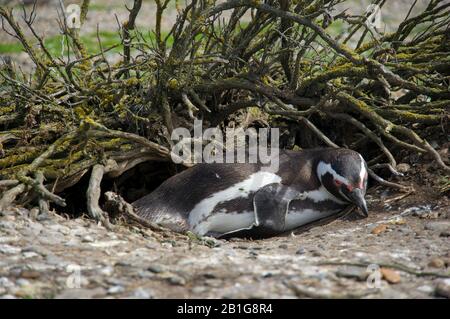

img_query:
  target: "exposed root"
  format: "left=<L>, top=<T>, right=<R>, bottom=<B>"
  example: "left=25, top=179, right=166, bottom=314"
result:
left=86, top=161, right=117, bottom=230
left=103, top=191, right=184, bottom=240
left=0, top=183, right=26, bottom=212
left=368, top=169, right=411, bottom=190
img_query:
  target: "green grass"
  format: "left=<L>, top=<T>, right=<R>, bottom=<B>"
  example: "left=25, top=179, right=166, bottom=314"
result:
left=0, top=30, right=174, bottom=56
left=0, top=42, right=24, bottom=54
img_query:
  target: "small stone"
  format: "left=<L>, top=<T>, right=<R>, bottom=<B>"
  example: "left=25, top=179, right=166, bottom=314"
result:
left=132, top=288, right=153, bottom=299
left=22, top=251, right=39, bottom=259
left=16, top=279, right=30, bottom=287
left=36, top=213, right=52, bottom=222
left=82, top=235, right=94, bottom=243
left=336, top=266, right=368, bottom=281
left=435, top=278, right=450, bottom=298
left=137, top=271, right=153, bottom=279
left=0, top=244, right=21, bottom=255
left=295, top=248, right=306, bottom=255
left=388, top=217, right=406, bottom=225
left=55, top=288, right=107, bottom=299
left=114, top=261, right=132, bottom=268
left=428, top=258, right=445, bottom=269
left=425, top=221, right=450, bottom=233
left=107, top=285, right=125, bottom=295
left=440, top=230, right=450, bottom=237
left=168, top=275, right=186, bottom=286
left=396, top=163, right=410, bottom=173
left=89, top=240, right=125, bottom=248
left=309, top=249, right=322, bottom=257
left=0, top=277, right=15, bottom=288
left=99, top=266, right=114, bottom=276
left=380, top=268, right=401, bottom=284
left=147, top=264, right=164, bottom=273
left=416, top=285, right=434, bottom=295
left=45, top=254, right=64, bottom=265
left=371, top=224, right=388, bottom=235
left=278, top=244, right=288, bottom=249
left=19, top=270, right=41, bottom=279
left=47, top=224, right=70, bottom=235
left=442, top=257, right=450, bottom=268
left=192, top=286, right=207, bottom=294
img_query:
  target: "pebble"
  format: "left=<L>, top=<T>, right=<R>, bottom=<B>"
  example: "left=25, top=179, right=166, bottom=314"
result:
left=191, top=286, right=208, bottom=294
left=440, top=230, right=450, bottom=237
left=55, top=287, right=107, bottom=299
left=371, top=224, right=388, bottom=235
left=132, top=287, right=153, bottom=299
left=47, top=224, right=71, bottom=235
left=168, top=274, right=186, bottom=286
left=336, top=266, right=368, bottom=281
left=0, top=277, right=15, bottom=288
left=0, top=221, right=16, bottom=230
left=428, top=258, right=445, bottom=269
left=22, top=251, right=39, bottom=259
left=88, top=240, right=125, bottom=248
left=16, top=279, right=31, bottom=287
left=147, top=264, right=164, bottom=273
left=36, top=213, right=52, bottom=222
left=435, top=278, right=450, bottom=298
left=380, top=268, right=401, bottom=284
left=416, top=285, right=434, bottom=295
left=396, top=163, right=410, bottom=173
left=99, top=266, right=114, bottom=276
left=309, top=249, right=322, bottom=257
left=82, top=235, right=95, bottom=243
left=0, top=244, right=21, bottom=255
left=21, top=246, right=48, bottom=257
left=296, top=248, right=306, bottom=255
left=425, top=221, right=450, bottom=233
left=19, top=270, right=41, bottom=279
left=107, top=285, right=125, bottom=295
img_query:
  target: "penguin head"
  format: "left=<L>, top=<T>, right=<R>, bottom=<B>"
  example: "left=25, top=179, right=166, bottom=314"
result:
left=316, top=150, right=369, bottom=217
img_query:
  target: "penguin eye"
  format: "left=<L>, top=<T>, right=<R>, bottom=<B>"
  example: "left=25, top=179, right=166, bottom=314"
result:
left=334, top=179, right=342, bottom=186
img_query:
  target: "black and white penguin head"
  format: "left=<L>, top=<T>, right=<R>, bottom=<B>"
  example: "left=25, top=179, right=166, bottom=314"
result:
left=316, top=149, right=369, bottom=217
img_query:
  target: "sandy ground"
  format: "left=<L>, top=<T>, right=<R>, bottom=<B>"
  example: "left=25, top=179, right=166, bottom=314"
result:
left=0, top=182, right=449, bottom=299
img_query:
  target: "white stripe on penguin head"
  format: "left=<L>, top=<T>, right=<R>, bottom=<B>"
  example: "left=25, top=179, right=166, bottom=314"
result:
left=317, top=161, right=352, bottom=202
left=358, top=154, right=367, bottom=189
left=317, top=161, right=350, bottom=185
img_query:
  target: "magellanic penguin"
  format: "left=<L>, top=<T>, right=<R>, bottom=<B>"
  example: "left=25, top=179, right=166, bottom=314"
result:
left=132, top=148, right=369, bottom=239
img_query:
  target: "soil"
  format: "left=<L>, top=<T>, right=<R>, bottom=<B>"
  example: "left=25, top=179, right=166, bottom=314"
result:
left=0, top=170, right=449, bottom=299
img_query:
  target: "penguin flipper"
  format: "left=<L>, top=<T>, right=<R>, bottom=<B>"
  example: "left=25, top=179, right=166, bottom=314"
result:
left=217, top=183, right=301, bottom=239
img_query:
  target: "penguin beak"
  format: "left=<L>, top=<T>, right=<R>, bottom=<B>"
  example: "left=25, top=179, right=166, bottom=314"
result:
left=344, top=188, right=368, bottom=217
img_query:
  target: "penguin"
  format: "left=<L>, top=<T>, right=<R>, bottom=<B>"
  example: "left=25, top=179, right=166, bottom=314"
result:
left=132, top=148, right=369, bottom=239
